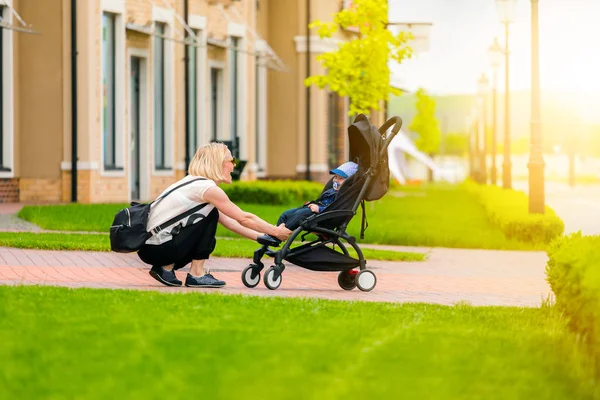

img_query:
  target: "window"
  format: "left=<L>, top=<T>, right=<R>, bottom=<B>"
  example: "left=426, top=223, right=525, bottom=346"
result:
left=255, top=53, right=267, bottom=175
left=102, top=12, right=119, bottom=170
left=229, top=37, right=239, bottom=157
left=328, top=92, right=337, bottom=168
left=328, top=92, right=345, bottom=168
left=187, top=30, right=198, bottom=163
left=153, top=22, right=167, bottom=169
left=210, top=66, right=223, bottom=142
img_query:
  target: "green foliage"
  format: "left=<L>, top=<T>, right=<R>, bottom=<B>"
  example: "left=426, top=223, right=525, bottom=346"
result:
left=410, top=88, right=441, bottom=155
left=1, top=285, right=599, bottom=399
left=17, top=181, right=325, bottom=232
left=464, top=181, right=564, bottom=245
left=442, top=132, right=469, bottom=156
left=18, top=203, right=126, bottom=232
left=221, top=180, right=323, bottom=205
left=546, top=233, right=600, bottom=372
left=304, top=0, right=412, bottom=115
left=19, top=184, right=549, bottom=250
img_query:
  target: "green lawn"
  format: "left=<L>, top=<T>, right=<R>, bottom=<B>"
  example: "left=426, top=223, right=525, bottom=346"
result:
left=17, top=184, right=540, bottom=250
left=0, top=286, right=598, bottom=399
left=0, top=232, right=424, bottom=262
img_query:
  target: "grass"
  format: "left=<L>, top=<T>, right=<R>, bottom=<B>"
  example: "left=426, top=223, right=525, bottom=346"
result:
left=17, top=183, right=542, bottom=250
left=0, top=286, right=598, bottom=399
left=0, top=232, right=424, bottom=262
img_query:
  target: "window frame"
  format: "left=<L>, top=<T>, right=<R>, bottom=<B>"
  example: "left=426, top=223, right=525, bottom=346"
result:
left=0, top=4, right=14, bottom=177
left=151, top=6, right=175, bottom=176
left=254, top=40, right=268, bottom=177
left=227, top=22, right=247, bottom=162
left=208, top=61, right=225, bottom=144
left=99, top=1, right=126, bottom=177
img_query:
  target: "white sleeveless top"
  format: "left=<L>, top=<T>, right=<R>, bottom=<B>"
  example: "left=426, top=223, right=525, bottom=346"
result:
left=145, top=175, right=217, bottom=245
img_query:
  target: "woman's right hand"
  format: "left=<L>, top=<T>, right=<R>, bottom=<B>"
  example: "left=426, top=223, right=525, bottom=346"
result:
left=275, top=224, right=292, bottom=241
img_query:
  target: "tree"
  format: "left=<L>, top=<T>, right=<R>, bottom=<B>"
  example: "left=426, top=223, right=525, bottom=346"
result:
left=442, top=132, right=469, bottom=156
left=304, top=0, right=413, bottom=115
left=410, top=88, right=441, bottom=155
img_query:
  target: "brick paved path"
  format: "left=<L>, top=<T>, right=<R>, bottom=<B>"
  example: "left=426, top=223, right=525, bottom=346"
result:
left=0, top=246, right=550, bottom=307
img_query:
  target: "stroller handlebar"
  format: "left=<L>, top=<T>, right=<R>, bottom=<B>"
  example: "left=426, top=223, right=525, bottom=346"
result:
left=379, top=116, right=403, bottom=158
left=378, top=116, right=402, bottom=135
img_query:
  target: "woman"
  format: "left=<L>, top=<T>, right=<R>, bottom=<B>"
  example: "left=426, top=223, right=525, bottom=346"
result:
left=138, top=143, right=291, bottom=288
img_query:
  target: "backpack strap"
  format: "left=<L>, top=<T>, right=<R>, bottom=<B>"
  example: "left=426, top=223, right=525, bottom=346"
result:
left=151, top=202, right=209, bottom=235
left=152, top=177, right=206, bottom=205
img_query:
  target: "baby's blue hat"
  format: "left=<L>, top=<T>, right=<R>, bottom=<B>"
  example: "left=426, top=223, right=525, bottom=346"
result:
left=330, top=161, right=358, bottom=179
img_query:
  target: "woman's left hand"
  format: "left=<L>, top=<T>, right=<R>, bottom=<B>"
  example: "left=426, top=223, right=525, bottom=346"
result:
left=275, top=224, right=292, bottom=241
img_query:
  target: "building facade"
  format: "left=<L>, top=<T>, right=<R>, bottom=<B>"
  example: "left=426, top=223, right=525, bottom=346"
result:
left=0, top=0, right=384, bottom=203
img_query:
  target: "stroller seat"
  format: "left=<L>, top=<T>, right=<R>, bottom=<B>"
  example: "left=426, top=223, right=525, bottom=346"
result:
left=241, top=114, right=403, bottom=292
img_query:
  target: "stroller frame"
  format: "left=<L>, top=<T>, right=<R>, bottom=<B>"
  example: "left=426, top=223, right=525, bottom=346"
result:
left=241, top=115, right=403, bottom=292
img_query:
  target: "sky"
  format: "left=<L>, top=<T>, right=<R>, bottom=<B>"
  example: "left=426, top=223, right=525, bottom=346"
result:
left=388, top=0, right=600, bottom=102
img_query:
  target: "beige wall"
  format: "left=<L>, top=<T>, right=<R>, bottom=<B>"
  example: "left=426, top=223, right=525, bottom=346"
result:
left=17, top=0, right=65, bottom=180
left=6, top=0, right=363, bottom=203
left=265, top=0, right=300, bottom=178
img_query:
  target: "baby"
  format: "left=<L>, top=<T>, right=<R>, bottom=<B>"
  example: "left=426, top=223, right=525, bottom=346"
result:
left=258, top=161, right=358, bottom=246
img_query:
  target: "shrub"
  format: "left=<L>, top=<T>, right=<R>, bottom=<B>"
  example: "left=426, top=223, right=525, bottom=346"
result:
left=464, top=181, right=564, bottom=245
left=546, top=233, right=600, bottom=371
left=221, top=180, right=324, bottom=205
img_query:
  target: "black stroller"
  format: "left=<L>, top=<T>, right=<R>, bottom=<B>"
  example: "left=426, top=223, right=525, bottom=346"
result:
left=241, top=114, right=402, bottom=292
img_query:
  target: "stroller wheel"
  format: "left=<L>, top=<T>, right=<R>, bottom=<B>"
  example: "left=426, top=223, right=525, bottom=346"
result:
left=264, top=266, right=282, bottom=290
left=337, top=270, right=357, bottom=291
left=356, top=270, right=377, bottom=292
left=242, top=265, right=261, bottom=288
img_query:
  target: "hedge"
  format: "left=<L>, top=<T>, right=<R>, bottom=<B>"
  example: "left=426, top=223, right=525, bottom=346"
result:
left=221, top=180, right=324, bottom=205
left=546, top=233, right=600, bottom=371
left=464, top=181, right=564, bottom=245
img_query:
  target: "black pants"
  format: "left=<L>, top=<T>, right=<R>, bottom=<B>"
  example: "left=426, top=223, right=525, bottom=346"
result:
left=138, top=208, right=219, bottom=270
left=277, top=206, right=314, bottom=231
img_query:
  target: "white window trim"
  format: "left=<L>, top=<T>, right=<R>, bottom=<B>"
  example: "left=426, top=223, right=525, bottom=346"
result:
left=61, top=161, right=99, bottom=171
left=295, top=163, right=330, bottom=173
left=188, top=15, right=206, bottom=31
left=294, top=35, right=342, bottom=54
left=151, top=12, right=175, bottom=176
left=255, top=39, right=268, bottom=177
left=127, top=48, right=150, bottom=202
left=101, top=0, right=125, bottom=14
left=152, top=6, right=174, bottom=25
left=227, top=22, right=245, bottom=38
left=208, top=60, right=225, bottom=143
left=99, top=6, right=126, bottom=177
left=0, top=5, right=14, bottom=178
left=188, top=15, right=208, bottom=152
left=227, top=24, right=247, bottom=161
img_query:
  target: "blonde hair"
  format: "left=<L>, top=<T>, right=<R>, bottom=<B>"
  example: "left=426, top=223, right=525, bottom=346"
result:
left=188, top=142, right=229, bottom=181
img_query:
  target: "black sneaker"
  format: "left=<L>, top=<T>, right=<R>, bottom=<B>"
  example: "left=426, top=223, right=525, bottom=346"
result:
left=185, top=273, right=226, bottom=288
left=257, top=234, right=282, bottom=247
left=149, top=265, right=182, bottom=287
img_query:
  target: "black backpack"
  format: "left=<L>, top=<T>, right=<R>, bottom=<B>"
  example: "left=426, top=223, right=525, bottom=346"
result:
left=109, top=178, right=206, bottom=253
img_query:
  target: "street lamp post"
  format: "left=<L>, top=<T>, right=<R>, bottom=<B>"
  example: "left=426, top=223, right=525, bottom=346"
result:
left=470, top=107, right=481, bottom=182
left=466, top=114, right=475, bottom=181
left=488, top=38, right=503, bottom=186
left=477, top=74, right=489, bottom=184
left=496, top=0, right=517, bottom=189
left=528, top=0, right=545, bottom=213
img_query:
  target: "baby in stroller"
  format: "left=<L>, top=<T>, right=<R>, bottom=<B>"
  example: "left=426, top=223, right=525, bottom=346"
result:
left=257, top=161, right=358, bottom=247
left=243, top=114, right=403, bottom=292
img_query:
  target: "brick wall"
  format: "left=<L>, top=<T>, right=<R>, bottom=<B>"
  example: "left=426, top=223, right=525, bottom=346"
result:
left=0, top=179, right=20, bottom=203
left=61, top=171, right=92, bottom=203
left=19, top=178, right=62, bottom=203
